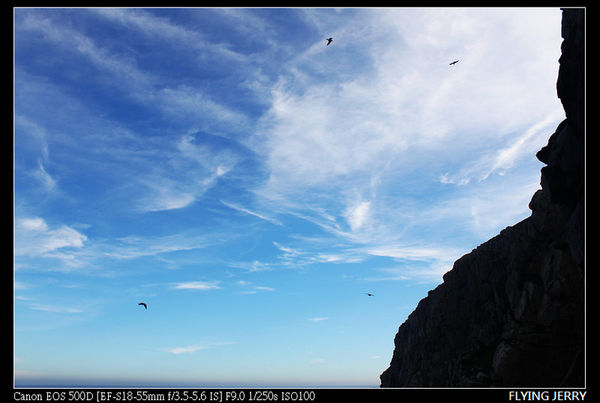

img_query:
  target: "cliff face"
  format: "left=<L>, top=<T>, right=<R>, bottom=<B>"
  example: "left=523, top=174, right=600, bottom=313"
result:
left=380, top=8, right=584, bottom=387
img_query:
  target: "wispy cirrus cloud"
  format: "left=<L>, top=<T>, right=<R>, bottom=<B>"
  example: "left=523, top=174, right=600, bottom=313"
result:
left=32, top=160, right=57, bottom=191
left=13, top=8, right=567, bottom=386
left=17, top=9, right=249, bottom=132
left=13, top=214, right=235, bottom=274
left=220, top=200, right=283, bottom=226
left=116, top=131, right=239, bottom=213
left=104, top=232, right=226, bottom=260
left=17, top=73, right=241, bottom=214
left=366, top=263, right=455, bottom=283
left=14, top=217, right=87, bottom=257
left=237, top=281, right=276, bottom=295
left=92, top=8, right=248, bottom=63
left=366, top=244, right=463, bottom=262
left=171, top=281, right=221, bottom=291
left=227, top=260, right=275, bottom=273
left=18, top=11, right=153, bottom=89
left=246, top=8, right=563, bottom=286
left=255, top=9, right=562, bottom=202
left=14, top=114, right=59, bottom=195
left=162, top=345, right=206, bottom=355
left=28, top=303, right=83, bottom=314
left=439, top=111, right=564, bottom=186
left=162, top=341, right=235, bottom=355
left=343, top=201, right=371, bottom=232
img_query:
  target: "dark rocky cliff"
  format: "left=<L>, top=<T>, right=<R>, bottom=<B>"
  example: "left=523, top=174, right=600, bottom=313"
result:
left=380, top=8, right=585, bottom=387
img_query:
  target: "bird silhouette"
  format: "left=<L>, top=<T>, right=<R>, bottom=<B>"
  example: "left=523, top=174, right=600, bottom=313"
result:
left=138, top=302, right=147, bottom=309
left=449, top=60, right=459, bottom=65
left=364, top=293, right=375, bottom=297
left=326, top=37, right=333, bottom=46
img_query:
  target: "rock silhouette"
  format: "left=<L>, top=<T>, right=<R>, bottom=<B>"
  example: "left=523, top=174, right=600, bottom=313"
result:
left=380, top=8, right=584, bottom=387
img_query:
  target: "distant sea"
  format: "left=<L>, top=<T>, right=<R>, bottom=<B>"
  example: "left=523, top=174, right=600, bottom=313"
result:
left=15, top=379, right=379, bottom=389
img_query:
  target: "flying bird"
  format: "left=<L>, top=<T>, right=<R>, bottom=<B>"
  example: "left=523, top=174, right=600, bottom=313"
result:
left=449, top=60, right=459, bottom=65
left=326, top=37, right=333, bottom=46
left=138, top=302, right=147, bottom=309
left=364, top=293, right=375, bottom=297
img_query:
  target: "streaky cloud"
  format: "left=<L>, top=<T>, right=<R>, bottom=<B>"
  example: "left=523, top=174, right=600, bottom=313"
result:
left=172, top=281, right=221, bottom=291
left=220, top=200, right=283, bottom=226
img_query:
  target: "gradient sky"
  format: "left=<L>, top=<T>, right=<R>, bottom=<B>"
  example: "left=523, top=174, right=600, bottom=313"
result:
left=14, top=7, right=564, bottom=387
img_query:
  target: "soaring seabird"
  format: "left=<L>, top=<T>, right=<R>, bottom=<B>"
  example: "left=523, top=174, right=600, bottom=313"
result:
left=364, top=293, right=375, bottom=297
left=449, top=60, right=459, bottom=65
left=326, top=37, right=333, bottom=46
left=138, top=302, right=147, bottom=309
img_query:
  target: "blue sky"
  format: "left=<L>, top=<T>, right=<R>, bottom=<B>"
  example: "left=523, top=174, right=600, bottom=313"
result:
left=14, top=7, right=565, bottom=387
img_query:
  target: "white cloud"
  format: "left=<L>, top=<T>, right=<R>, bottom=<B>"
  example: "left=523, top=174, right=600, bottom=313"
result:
left=257, top=80, right=406, bottom=197
left=158, top=86, right=249, bottom=128
left=94, top=230, right=233, bottom=264
left=134, top=134, right=237, bottom=213
left=19, top=11, right=248, bottom=134
left=364, top=244, right=463, bottom=283
left=14, top=8, right=563, bottom=290
left=32, top=160, right=57, bottom=191
left=245, top=8, right=563, bottom=287
left=227, top=260, right=274, bottom=273
left=221, top=201, right=283, bottom=226
left=15, top=114, right=50, bottom=162
left=440, top=112, right=564, bottom=186
left=367, top=263, right=453, bottom=284
left=20, top=12, right=152, bottom=89
left=15, top=217, right=87, bottom=257
left=275, top=238, right=367, bottom=267
left=172, top=281, right=221, bottom=291
left=163, top=345, right=207, bottom=355
left=93, top=8, right=248, bottom=63
left=367, top=245, right=461, bottom=262
left=254, top=286, right=275, bottom=292
left=439, top=173, right=471, bottom=186
left=138, top=187, right=196, bottom=212
left=162, top=341, right=235, bottom=355
left=483, top=113, right=563, bottom=180
left=235, top=280, right=275, bottom=294
left=19, top=217, right=48, bottom=232
left=315, top=252, right=365, bottom=264
left=14, top=281, right=28, bottom=290
left=28, top=303, right=83, bottom=314
left=466, top=181, right=541, bottom=238
left=239, top=285, right=275, bottom=295
left=255, top=9, right=561, bottom=188
left=343, top=201, right=371, bottom=232
left=272, top=241, right=300, bottom=257
left=14, top=115, right=59, bottom=193
left=16, top=63, right=240, bottom=217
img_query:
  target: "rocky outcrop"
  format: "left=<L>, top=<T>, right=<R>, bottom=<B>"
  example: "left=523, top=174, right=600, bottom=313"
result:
left=380, top=8, right=584, bottom=387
